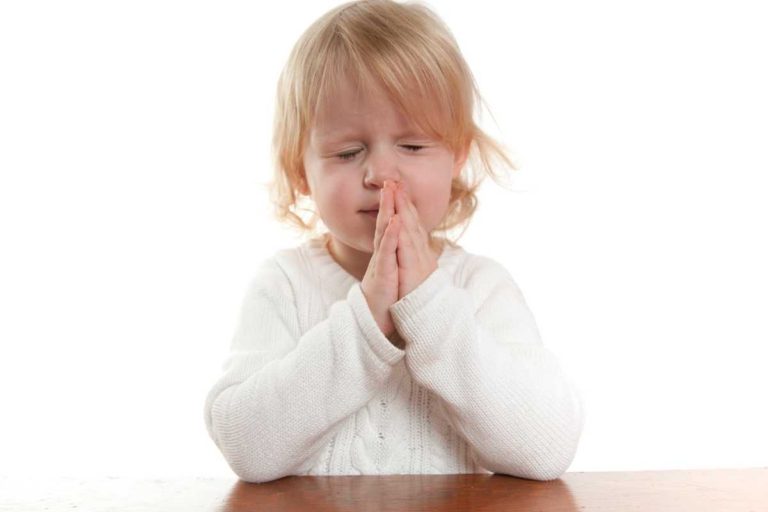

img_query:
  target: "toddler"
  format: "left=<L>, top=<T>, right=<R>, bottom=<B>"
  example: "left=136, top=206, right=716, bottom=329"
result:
left=204, top=0, right=584, bottom=483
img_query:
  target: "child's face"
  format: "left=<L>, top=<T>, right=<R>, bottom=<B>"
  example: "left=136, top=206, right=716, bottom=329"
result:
left=301, top=77, right=466, bottom=255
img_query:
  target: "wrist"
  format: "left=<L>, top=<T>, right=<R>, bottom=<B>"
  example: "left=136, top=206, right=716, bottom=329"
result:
left=386, top=330, right=406, bottom=350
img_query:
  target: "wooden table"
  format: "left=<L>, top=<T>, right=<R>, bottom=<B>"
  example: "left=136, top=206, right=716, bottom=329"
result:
left=2, top=469, right=767, bottom=511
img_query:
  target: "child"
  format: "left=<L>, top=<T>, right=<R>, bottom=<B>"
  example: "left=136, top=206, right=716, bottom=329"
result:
left=204, top=0, right=584, bottom=483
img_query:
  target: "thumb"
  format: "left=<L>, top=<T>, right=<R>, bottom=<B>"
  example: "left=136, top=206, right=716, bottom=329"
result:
left=383, top=214, right=400, bottom=276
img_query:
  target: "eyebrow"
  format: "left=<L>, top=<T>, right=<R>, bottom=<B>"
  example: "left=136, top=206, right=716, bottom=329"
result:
left=316, top=128, right=428, bottom=143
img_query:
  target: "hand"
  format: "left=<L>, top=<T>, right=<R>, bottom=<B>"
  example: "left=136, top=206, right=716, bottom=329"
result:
left=360, top=180, right=400, bottom=338
left=393, top=183, right=439, bottom=300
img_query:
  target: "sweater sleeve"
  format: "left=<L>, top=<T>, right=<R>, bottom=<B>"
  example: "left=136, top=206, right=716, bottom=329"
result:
left=389, top=258, right=584, bottom=481
left=203, top=256, right=405, bottom=483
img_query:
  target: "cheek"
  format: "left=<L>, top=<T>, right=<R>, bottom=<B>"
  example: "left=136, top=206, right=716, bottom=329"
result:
left=314, top=175, right=356, bottom=213
left=411, top=185, right=452, bottom=227
left=410, top=167, right=454, bottom=223
left=409, top=164, right=453, bottom=202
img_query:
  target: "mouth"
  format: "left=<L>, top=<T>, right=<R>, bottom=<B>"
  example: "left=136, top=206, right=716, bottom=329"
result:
left=360, top=209, right=379, bottom=218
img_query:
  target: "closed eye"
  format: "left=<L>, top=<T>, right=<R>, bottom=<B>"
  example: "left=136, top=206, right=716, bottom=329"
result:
left=336, top=145, right=425, bottom=161
left=337, top=150, right=361, bottom=161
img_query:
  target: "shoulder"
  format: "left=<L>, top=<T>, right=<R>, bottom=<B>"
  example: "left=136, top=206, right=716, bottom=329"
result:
left=450, top=248, right=542, bottom=343
left=242, top=244, right=305, bottom=307
left=448, top=247, right=528, bottom=309
left=449, top=246, right=516, bottom=288
left=242, top=234, right=331, bottom=304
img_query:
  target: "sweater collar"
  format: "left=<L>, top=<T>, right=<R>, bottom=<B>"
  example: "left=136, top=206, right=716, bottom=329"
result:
left=304, top=232, right=465, bottom=302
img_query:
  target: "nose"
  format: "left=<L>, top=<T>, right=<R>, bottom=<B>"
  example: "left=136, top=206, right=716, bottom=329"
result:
left=362, top=146, right=402, bottom=190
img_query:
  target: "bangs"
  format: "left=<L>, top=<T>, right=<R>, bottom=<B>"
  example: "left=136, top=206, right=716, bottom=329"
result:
left=311, top=57, right=450, bottom=145
left=300, top=1, right=473, bottom=152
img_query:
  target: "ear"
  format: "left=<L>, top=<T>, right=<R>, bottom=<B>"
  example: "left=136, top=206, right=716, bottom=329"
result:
left=451, top=142, right=470, bottom=179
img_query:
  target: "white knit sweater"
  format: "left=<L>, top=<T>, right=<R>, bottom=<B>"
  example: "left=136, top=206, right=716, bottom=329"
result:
left=203, top=234, right=584, bottom=483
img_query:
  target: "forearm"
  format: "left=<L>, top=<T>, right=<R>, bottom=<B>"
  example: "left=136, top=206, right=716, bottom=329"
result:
left=392, top=268, right=584, bottom=480
left=408, top=331, right=584, bottom=480
left=205, top=283, right=404, bottom=483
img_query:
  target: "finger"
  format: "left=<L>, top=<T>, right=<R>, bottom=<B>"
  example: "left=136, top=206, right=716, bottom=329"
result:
left=378, top=214, right=399, bottom=274
left=373, top=183, right=394, bottom=251
left=404, top=192, right=423, bottom=233
left=397, top=216, right=416, bottom=269
left=404, top=193, right=429, bottom=247
left=398, top=188, right=433, bottom=272
left=373, top=186, right=386, bottom=250
left=393, top=186, right=422, bottom=248
left=386, top=181, right=396, bottom=218
left=381, top=181, right=395, bottom=234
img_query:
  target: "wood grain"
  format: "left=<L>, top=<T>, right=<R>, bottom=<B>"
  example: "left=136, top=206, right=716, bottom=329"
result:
left=2, top=468, right=766, bottom=511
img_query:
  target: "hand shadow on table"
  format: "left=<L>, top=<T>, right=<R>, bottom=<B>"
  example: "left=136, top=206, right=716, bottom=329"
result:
left=222, top=473, right=578, bottom=512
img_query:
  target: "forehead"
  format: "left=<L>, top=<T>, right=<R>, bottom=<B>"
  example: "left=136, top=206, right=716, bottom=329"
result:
left=311, top=77, right=430, bottom=142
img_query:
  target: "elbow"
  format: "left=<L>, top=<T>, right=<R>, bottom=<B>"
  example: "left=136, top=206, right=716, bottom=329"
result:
left=486, top=425, right=583, bottom=482
left=213, top=433, right=298, bottom=484
left=230, top=460, right=291, bottom=484
left=216, top=436, right=297, bottom=484
left=204, top=383, right=323, bottom=483
left=204, top=386, right=280, bottom=483
left=516, top=387, right=585, bottom=481
left=488, top=453, right=574, bottom=482
left=486, top=458, right=569, bottom=482
left=512, top=461, right=571, bottom=482
left=212, top=425, right=308, bottom=484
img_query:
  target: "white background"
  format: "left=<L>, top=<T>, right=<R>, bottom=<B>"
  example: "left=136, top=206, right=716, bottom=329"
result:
left=1, top=0, right=766, bottom=478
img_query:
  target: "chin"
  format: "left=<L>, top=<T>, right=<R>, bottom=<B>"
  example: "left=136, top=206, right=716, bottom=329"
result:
left=330, top=231, right=375, bottom=255
left=358, top=237, right=375, bottom=254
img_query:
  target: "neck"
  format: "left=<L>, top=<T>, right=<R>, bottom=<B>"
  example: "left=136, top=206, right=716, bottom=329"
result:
left=326, top=236, right=370, bottom=281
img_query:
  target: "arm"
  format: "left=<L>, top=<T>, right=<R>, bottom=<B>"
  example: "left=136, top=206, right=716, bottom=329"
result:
left=389, top=259, right=584, bottom=481
left=204, top=257, right=405, bottom=483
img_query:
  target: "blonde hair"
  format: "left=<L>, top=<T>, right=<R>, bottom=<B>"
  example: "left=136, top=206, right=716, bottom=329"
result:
left=268, top=0, right=517, bottom=243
